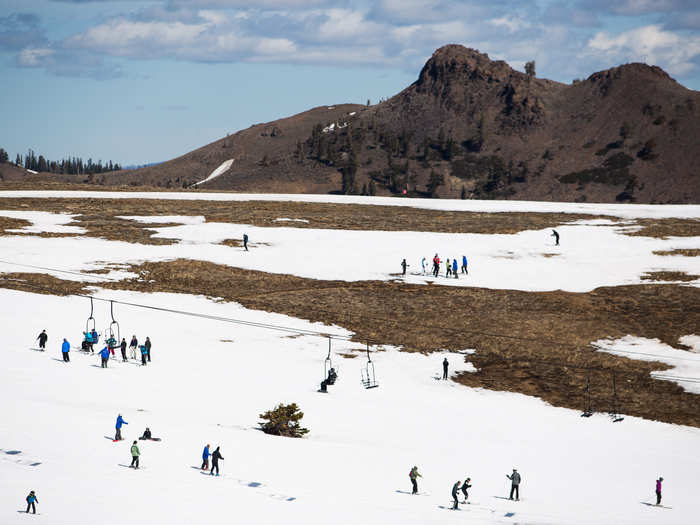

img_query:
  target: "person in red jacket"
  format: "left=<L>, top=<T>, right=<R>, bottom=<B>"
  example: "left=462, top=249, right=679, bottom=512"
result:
left=432, top=254, right=441, bottom=277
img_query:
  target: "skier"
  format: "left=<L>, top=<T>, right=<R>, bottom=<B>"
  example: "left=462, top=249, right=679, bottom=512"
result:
left=401, top=258, right=408, bottom=276
left=442, top=357, right=449, bottom=380
left=409, top=466, right=422, bottom=494
left=432, top=254, right=440, bottom=278
left=106, top=335, right=117, bottom=356
left=446, top=258, right=451, bottom=277
left=25, top=490, right=38, bottom=514
left=507, top=468, right=521, bottom=501
left=243, top=233, right=249, bottom=251
left=120, top=338, right=127, bottom=362
left=130, top=441, right=140, bottom=469
left=656, top=477, right=663, bottom=505
left=461, top=255, right=468, bottom=274
left=461, top=477, right=472, bottom=503
left=551, top=229, right=560, bottom=246
left=145, top=337, right=152, bottom=362
left=452, top=258, right=458, bottom=279
left=115, top=414, right=128, bottom=441
left=100, top=346, right=110, bottom=368
left=421, top=257, right=426, bottom=275
left=140, top=344, right=148, bottom=366
left=129, top=335, right=138, bottom=360
left=210, top=446, right=224, bottom=476
left=61, top=338, right=70, bottom=362
left=202, top=444, right=211, bottom=470
left=452, top=480, right=462, bottom=509
left=36, top=330, right=48, bottom=351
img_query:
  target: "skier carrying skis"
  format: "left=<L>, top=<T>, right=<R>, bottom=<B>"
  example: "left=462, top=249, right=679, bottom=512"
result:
left=507, top=468, right=521, bottom=501
left=120, top=338, right=127, bottom=362
left=130, top=441, right=140, bottom=469
left=25, top=490, right=38, bottom=514
left=115, top=414, right=128, bottom=441
left=243, top=233, right=249, bottom=251
left=409, top=466, right=422, bottom=494
left=452, top=258, right=458, bottom=279
left=461, top=255, right=468, bottom=275
left=100, top=346, right=110, bottom=368
left=202, top=444, right=211, bottom=470
left=401, top=258, right=408, bottom=276
left=461, top=477, right=472, bottom=502
left=36, top=330, right=48, bottom=351
left=442, top=358, right=449, bottom=380
left=129, top=335, right=138, bottom=360
left=656, top=477, right=663, bottom=505
left=210, top=446, right=224, bottom=476
left=61, top=338, right=70, bottom=362
left=551, top=229, right=560, bottom=246
left=452, top=480, right=462, bottom=509
left=145, top=337, right=152, bottom=362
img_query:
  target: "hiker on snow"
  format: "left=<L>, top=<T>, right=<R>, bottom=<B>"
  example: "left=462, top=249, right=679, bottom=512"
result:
left=401, top=259, right=408, bottom=276
left=409, top=466, right=422, bottom=494
left=507, top=468, right=521, bottom=500
left=115, top=414, right=128, bottom=441
left=25, top=490, right=38, bottom=514
left=100, top=346, right=110, bottom=368
left=656, top=477, right=663, bottom=505
left=145, top=337, right=152, bottom=362
left=461, top=477, right=472, bottom=502
left=202, top=444, right=211, bottom=470
left=129, top=335, right=138, bottom=359
left=243, top=233, right=249, bottom=251
left=36, top=330, right=48, bottom=351
left=442, top=358, right=449, bottom=380
left=461, top=255, right=468, bottom=274
left=120, top=338, right=127, bottom=362
left=61, top=338, right=70, bottom=362
left=551, top=230, right=560, bottom=246
left=452, top=480, right=462, bottom=509
left=130, top=441, right=140, bottom=469
left=211, top=446, right=224, bottom=476
left=452, top=259, right=458, bottom=279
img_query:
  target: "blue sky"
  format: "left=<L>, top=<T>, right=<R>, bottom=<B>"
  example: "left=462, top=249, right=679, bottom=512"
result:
left=1, top=0, right=699, bottom=165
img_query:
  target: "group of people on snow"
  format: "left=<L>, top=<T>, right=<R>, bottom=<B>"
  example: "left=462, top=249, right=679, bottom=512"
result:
left=202, top=444, right=225, bottom=476
left=39, top=330, right=153, bottom=367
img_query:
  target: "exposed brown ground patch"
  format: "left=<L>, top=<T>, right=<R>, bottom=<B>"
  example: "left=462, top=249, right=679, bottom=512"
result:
left=0, top=215, right=31, bottom=233
left=641, top=271, right=699, bottom=282
left=625, top=218, right=700, bottom=239
left=0, top=272, right=87, bottom=296
left=654, top=249, right=700, bottom=257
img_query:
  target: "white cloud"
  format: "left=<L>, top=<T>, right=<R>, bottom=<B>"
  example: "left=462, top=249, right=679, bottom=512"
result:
left=16, top=47, right=54, bottom=66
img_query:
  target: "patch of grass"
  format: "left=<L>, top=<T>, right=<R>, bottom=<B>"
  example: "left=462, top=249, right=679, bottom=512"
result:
left=0, top=215, right=32, bottom=233
left=653, top=249, right=700, bottom=257
left=625, top=219, right=700, bottom=239
left=558, top=153, right=635, bottom=186
left=641, top=271, right=698, bottom=282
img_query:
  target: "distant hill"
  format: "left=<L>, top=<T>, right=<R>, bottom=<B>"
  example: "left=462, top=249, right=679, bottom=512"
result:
left=11, top=45, right=700, bottom=203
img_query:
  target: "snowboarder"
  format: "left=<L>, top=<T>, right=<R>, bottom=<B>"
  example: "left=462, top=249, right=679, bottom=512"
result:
left=120, top=338, right=127, bottom=362
left=409, top=466, right=422, bottom=494
left=140, top=344, right=148, bottom=366
left=202, top=444, right=211, bottom=470
left=461, top=477, right=472, bottom=502
left=25, top=490, right=38, bottom=514
left=507, top=468, right=521, bottom=500
left=145, top=337, right=152, bottom=362
left=401, top=259, right=408, bottom=276
left=129, top=335, right=138, bottom=360
left=656, top=477, right=663, bottom=505
left=36, top=330, right=48, bottom=351
left=210, top=446, right=224, bottom=476
left=432, top=254, right=440, bottom=278
left=130, top=441, right=140, bottom=469
left=461, top=255, right=468, bottom=274
left=141, top=428, right=152, bottom=440
left=452, top=258, right=458, bottom=279
left=452, top=480, right=462, bottom=509
left=442, top=358, right=449, bottom=380
left=446, top=258, right=451, bottom=277
left=99, top=346, right=110, bottom=368
left=115, top=414, right=128, bottom=441
left=551, top=229, right=560, bottom=246
left=61, top=338, right=70, bottom=362
left=421, top=257, right=426, bottom=275
left=243, top=233, right=249, bottom=251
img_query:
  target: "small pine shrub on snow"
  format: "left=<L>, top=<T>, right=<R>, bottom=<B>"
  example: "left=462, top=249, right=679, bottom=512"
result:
left=259, top=403, right=309, bottom=438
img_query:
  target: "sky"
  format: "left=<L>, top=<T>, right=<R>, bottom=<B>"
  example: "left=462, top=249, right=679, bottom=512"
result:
left=1, top=0, right=699, bottom=166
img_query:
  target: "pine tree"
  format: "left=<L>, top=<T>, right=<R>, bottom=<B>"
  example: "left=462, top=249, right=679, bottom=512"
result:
left=259, top=403, right=309, bottom=438
left=461, top=185, right=467, bottom=199
left=368, top=179, right=376, bottom=196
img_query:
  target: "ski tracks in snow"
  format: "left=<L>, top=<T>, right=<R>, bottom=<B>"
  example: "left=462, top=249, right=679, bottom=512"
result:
left=0, top=448, right=42, bottom=468
left=198, top=470, right=296, bottom=502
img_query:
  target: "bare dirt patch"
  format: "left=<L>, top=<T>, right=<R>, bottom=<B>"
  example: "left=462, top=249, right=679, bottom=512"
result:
left=641, top=271, right=699, bottom=282
left=654, top=249, right=700, bottom=257
left=625, top=218, right=700, bottom=239
left=0, top=215, right=31, bottom=234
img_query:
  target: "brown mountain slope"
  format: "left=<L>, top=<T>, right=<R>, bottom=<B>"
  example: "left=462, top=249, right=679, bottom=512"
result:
left=18, top=45, right=699, bottom=203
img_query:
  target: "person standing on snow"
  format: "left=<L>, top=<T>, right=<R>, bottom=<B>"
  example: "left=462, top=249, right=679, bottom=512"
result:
left=451, top=480, right=462, bottom=509
left=100, top=346, right=110, bottom=368
left=461, top=255, right=468, bottom=275
left=442, top=358, right=449, bottom=380
left=115, top=414, right=128, bottom=441
left=656, top=477, right=663, bottom=505
left=145, top=337, right=152, bottom=362
left=551, top=230, right=560, bottom=246
left=461, top=477, right=472, bottom=502
left=130, top=441, right=140, bottom=469
left=120, top=338, right=127, bottom=362
left=452, top=259, right=458, bottom=279
left=409, top=466, right=422, bottom=494
left=421, top=257, right=426, bottom=275
left=210, top=446, right=224, bottom=476
left=507, top=468, right=521, bottom=500
left=243, top=233, right=249, bottom=251
left=446, top=258, right=451, bottom=277
left=202, top=444, right=211, bottom=470
left=36, top=330, right=48, bottom=351
left=140, top=344, right=148, bottom=366
left=129, top=335, right=138, bottom=360
left=61, top=338, right=70, bottom=362
left=401, top=259, right=409, bottom=276
left=25, top=490, right=38, bottom=514
left=432, top=254, right=440, bottom=278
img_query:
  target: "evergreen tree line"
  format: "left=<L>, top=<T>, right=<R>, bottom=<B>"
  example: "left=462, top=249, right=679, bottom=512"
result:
left=0, top=147, right=121, bottom=175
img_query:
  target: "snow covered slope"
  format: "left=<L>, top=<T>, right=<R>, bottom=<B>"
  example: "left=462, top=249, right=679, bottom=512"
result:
left=192, top=159, right=234, bottom=187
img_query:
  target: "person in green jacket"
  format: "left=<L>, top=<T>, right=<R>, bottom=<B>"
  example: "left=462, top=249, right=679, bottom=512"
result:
left=409, top=466, right=422, bottom=494
left=130, top=441, right=140, bottom=469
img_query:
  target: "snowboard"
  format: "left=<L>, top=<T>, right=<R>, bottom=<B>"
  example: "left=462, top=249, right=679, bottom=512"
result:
left=139, top=437, right=162, bottom=441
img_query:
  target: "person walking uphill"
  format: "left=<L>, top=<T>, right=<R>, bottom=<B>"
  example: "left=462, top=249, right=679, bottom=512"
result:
left=37, top=330, right=48, bottom=351
left=210, top=446, right=224, bottom=476
left=656, top=477, right=664, bottom=505
left=61, top=338, right=70, bottom=362
left=115, top=414, right=128, bottom=441
left=130, top=441, right=140, bottom=469
left=507, top=469, right=521, bottom=500
left=120, top=338, right=127, bottom=362
left=25, top=490, right=38, bottom=514
left=243, top=233, right=249, bottom=251
left=409, top=466, right=422, bottom=494
left=100, top=346, right=110, bottom=368
left=551, top=229, right=560, bottom=246
left=442, top=358, right=449, bottom=380
left=452, top=258, right=458, bottom=279
left=451, top=481, right=462, bottom=509
left=461, top=255, right=468, bottom=275
left=202, top=444, right=211, bottom=470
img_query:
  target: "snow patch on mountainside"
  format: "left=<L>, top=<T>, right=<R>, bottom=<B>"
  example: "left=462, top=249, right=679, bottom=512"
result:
left=193, top=159, right=234, bottom=186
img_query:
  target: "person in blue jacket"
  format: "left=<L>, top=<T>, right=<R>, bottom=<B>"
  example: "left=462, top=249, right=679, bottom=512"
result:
left=452, top=258, right=458, bottom=279
left=25, top=490, right=38, bottom=514
left=201, top=443, right=211, bottom=470
left=100, top=346, right=110, bottom=368
left=461, top=255, right=468, bottom=275
left=115, top=414, right=128, bottom=441
left=61, top=338, right=70, bottom=362
left=140, top=344, right=148, bottom=366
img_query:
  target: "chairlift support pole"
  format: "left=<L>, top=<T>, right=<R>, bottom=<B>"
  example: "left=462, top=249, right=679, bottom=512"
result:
left=581, top=368, right=593, bottom=417
left=610, top=370, right=624, bottom=423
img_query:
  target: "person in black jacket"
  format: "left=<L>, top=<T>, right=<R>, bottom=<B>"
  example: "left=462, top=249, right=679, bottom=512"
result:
left=507, top=469, right=521, bottom=500
left=145, top=337, right=152, bottom=362
left=451, top=481, right=461, bottom=509
left=36, top=330, right=48, bottom=351
left=461, top=477, right=472, bottom=502
left=442, top=358, right=449, bottom=380
left=210, top=446, right=224, bottom=476
left=120, top=338, right=127, bottom=362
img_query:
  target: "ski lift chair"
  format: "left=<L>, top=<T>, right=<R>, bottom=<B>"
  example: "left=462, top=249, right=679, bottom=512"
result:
left=106, top=300, right=120, bottom=350
left=361, top=343, right=379, bottom=389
